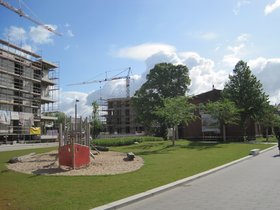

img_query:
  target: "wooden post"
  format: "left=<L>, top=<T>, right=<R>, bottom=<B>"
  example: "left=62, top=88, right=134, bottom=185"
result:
left=85, top=117, right=88, bottom=146
left=59, top=123, right=63, bottom=147
left=87, top=119, right=91, bottom=147
left=79, top=116, right=82, bottom=144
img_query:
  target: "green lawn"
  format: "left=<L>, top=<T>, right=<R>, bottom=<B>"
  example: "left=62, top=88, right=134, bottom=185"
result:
left=0, top=141, right=273, bottom=210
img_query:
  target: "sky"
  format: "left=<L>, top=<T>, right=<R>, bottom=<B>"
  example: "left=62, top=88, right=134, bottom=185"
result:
left=1, top=0, right=280, bottom=117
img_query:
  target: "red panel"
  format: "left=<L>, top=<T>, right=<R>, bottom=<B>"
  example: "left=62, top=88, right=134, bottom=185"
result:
left=59, top=144, right=90, bottom=169
left=74, top=144, right=90, bottom=168
left=59, top=144, right=73, bottom=167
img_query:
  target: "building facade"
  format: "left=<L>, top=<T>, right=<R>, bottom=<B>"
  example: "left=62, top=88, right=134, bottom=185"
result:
left=180, top=89, right=262, bottom=141
left=106, top=98, right=144, bottom=135
left=0, top=39, right=59, bottom=142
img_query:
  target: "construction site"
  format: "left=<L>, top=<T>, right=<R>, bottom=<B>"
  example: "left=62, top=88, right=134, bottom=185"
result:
left=0, top=39, right=59, bottom=142
left=69, top=67, right=145, bottom=137
left=106, top=97, right=144, bottom=135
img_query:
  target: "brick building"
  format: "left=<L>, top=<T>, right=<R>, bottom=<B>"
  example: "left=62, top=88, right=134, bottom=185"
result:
left=179, top=89, right=262, bottom=141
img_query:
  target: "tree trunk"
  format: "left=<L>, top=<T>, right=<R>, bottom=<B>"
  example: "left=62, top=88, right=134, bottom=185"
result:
left=266, top=127, right=269, bottom=142
left=223, top=124, right=226, bottom=142
left=241, top=117, right=247, bottom=141
left=172, top=126, right=175, bottom=146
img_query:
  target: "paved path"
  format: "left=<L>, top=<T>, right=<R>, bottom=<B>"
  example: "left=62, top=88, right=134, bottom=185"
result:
left=118, top=146, right=280, bottom=210
left=0, top=142, right=58, bottom=152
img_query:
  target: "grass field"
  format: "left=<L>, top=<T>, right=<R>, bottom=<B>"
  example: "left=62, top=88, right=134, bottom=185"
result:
left=0, top=140, right=274, bottom=210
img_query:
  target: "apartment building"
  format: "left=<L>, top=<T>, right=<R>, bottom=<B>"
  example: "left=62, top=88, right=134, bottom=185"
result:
left=106, top=98, right=144, bottom=135
left=0, top=39, right=59, bottom=142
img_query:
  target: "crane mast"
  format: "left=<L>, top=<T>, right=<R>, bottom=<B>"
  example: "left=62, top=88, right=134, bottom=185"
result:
left=0, top=0, right=61, bottom=36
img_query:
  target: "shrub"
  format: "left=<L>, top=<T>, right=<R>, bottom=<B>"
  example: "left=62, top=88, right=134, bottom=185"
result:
left=91, top=136, right=164, bottom=147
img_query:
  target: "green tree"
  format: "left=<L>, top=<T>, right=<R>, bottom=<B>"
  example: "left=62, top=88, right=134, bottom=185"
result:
left=154, top=96, right=196, bottom=146
left=204, top=99, right=240, bottom=142
left=49, top=111, right=69, bottom=128
left=91, top=101, right=102, bottom=138
left=258, top=104, right=280, bottom=141
left=223, top=60, right=269, bottom=140
left=132, top=63, right=191, bottom=137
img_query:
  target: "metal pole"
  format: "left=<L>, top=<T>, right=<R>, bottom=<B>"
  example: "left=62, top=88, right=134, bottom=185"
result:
left=75, top=99, right=79, bottom=144
left=75, top=102, right=77, bottom=137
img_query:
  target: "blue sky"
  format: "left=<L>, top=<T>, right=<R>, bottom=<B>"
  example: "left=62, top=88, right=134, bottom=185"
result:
left=1, top=0, right=280, bottom=117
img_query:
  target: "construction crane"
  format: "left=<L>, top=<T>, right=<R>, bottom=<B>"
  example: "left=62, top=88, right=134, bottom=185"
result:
left=68, top=67, right=132, bottom=98
left=0, top=0, right=61, bottom=36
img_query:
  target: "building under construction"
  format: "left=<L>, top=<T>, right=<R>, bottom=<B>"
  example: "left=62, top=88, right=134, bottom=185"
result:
left=106, top=98, right=144, bottom=135
left=0, top=39, right=59, bottom=142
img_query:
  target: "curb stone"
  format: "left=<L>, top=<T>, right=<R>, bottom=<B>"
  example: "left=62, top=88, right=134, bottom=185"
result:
left=91, top=145, right=277, bottom=210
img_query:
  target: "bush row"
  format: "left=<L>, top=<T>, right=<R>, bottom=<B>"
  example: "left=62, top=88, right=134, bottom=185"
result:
left=91, top=136, right=164, bottom=147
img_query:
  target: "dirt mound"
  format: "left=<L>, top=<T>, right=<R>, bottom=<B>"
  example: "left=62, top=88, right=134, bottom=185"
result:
left=7, top=151, right=144, bottom=176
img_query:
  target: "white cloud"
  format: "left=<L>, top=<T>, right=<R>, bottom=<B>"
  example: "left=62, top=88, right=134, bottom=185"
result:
left=222, top=34, right=250, bottom=67
left=29, top=25, right=56, bottom=44
left=62, top=43, right=280, bottom=117
left=87, top=47, right=228, bottom=105
left=4, top=26, right=27, bottom=43
left=115, top=43, right=176, bottom=61
left=179, top=53, right=227, bottom=95
left=249, top=57, right=280, bottom=102
left=66, top=29, right=74, bottom=37
left=265, top=0, right=280, bottom=15
left=59, top=91, right=92, bottom=118
left=236, top=33, right=250, bottom=42
left=223, top=44, right=245, bottom=67
left=199, top=32, right=218, bottom=41
left=233, top=0, right=251, bottom=15
left=3, top=24, right=57, bottom=53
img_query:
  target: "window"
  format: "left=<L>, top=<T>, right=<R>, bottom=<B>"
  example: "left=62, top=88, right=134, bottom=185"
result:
left=14, top=79, right=23, bottom=89
left=34, top=69, right=41, bottom=80
left=33, top=83, right=41, bottom=94
left=125, top=109, right=130, bottom=116
left=14, top=62, right=23, bottom=75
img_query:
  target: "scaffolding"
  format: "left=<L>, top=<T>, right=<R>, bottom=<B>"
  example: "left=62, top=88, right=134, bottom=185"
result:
left=105, top=97, right=144, bottom=136
left=0, top=39, right=59, bottom=142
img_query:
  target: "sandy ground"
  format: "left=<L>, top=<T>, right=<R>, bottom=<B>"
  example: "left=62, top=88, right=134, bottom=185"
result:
left=7, top=151, right=144, bottom=176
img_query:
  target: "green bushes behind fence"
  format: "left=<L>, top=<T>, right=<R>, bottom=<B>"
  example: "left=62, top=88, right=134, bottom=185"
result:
left=91, top=136, right=164, bottom=147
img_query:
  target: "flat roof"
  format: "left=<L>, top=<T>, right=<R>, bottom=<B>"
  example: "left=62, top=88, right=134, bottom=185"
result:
left=0, top=39, right=41, bottom=58
left=40, top=59, right=58, bottom=68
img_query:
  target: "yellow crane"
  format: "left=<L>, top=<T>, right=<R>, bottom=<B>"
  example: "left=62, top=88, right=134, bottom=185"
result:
left=0, top=0, right=61, bottom=36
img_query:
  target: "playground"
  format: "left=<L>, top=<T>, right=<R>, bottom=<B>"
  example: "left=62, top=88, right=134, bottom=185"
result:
left=7, top=150, right=144, bottom=176
left=7, top=118, right=144, bottom=176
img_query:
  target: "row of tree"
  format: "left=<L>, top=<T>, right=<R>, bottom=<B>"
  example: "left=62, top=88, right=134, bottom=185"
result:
left=52, top=60, right=280, bottom=143
left=132, top=61, right=280, bottom=144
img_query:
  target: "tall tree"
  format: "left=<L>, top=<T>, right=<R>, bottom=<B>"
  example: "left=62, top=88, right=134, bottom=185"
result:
left=91, top=101, right=102, bottom=138
left=258, top=104, right=280, bottom=141
left=132, top=63, right=191, bottom=137
left=154, top=96, right=196, bottom=146
left=204, top=99, right=240, bottom=141
left=223, top=60, right=269, bottom=140
left=49, top=111, right=70, bottom=130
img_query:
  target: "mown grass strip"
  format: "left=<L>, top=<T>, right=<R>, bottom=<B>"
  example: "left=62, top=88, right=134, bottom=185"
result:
left=0, top=141, right=273, bottom=210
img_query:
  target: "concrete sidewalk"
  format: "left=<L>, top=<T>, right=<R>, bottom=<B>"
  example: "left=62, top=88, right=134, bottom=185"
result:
left=92, top=145, right=277, bottom=210
left=0, top=142, right=58, bottom=152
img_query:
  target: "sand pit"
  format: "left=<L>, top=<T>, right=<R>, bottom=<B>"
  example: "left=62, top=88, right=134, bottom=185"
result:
left=7, top=151, right=144, bottom=176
